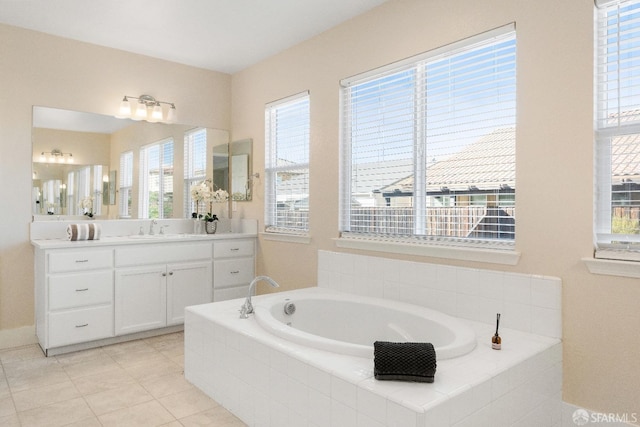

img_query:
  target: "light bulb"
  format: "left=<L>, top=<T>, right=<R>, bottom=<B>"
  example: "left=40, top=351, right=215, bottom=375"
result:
left=134, top=101, right=147, bottom=120
left=151, top=103, right=163, bottom=121
left=117, top=96, right=131, bottom=118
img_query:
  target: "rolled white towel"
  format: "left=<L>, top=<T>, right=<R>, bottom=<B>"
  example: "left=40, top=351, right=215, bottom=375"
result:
left=67, top=223, right=102, bottom=241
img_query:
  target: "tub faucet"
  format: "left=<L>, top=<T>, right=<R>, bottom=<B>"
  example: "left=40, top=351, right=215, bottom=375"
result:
left=239, top=276, right=280, bottom=319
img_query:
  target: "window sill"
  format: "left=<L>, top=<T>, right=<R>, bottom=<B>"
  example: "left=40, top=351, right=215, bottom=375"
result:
left=583, top=256, right=640, bottom=279
left=261, top=232, right=311, bottom=244
left=333, top=237, right=520, bottom=265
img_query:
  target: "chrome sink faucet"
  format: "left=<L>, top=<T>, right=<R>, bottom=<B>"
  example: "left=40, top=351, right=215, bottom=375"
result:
left=149, top=219, right=158, bottom=235
left=240, top=276, right=280, bottom=319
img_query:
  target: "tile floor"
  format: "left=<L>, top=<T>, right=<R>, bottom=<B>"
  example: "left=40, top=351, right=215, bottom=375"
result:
left=0, top=332, right=246, bottom=426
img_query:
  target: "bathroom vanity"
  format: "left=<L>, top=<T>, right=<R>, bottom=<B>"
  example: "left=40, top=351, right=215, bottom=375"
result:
left=31, top=219, right=257, bottom=356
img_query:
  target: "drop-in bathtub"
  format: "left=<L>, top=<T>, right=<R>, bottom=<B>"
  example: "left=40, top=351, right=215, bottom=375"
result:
left=253, top=291, right=477, bottom=359
left=185, top=286, right=562, bottom=426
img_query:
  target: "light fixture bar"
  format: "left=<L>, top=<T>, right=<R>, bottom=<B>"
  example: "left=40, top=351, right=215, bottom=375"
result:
left=40, top=149, right=73, bottom=163
left=116, top=94, right=177, bottom=123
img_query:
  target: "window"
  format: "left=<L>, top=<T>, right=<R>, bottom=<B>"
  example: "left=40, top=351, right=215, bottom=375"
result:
left=265, top=92, right=310, bottom=234
left=595, top=0, right=640, bottom=259
left=184, top=128, right=208, bottom=218
left=340, top=24, right=516, bottom=249
left=119, top=151, right=133, bottom=218
left=139, top=139, right=174, bottom=219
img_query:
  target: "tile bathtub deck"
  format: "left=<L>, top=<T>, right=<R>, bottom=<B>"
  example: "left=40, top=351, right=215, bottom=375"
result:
left=0, top=332, right=246, bottom=427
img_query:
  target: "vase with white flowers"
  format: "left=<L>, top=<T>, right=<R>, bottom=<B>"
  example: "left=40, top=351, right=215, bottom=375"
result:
left=78, top=196, right=94, bottom=218
left=190, top=180, right=229, bottom=234
left=204, top=187, right=229, bottom=234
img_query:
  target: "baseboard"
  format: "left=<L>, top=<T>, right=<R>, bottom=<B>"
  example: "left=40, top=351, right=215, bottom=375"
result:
left=0, top=325, right=38, bottom=350
left=563, top=401, right=638, bottom=426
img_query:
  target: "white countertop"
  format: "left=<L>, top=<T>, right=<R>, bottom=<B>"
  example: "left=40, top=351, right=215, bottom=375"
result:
left=31, top=232, right=257, bottom=249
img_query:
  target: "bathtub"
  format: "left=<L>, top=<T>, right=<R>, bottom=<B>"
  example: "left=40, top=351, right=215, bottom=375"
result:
left=185, top=286, right=562, bottom=426
left=253, top=291, right=477, bottom=359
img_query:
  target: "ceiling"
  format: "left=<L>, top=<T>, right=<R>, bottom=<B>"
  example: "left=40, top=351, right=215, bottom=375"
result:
left=0, top=0, right=388, bottom=74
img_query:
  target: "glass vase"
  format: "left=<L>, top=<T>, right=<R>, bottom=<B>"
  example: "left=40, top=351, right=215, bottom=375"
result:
left=205, top=220, right=218, bottom=234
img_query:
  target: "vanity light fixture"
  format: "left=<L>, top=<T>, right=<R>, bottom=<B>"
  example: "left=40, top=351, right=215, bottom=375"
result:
left=39, top=149, right=73, bottom=163
left=117, top=94, right=177, bottom=123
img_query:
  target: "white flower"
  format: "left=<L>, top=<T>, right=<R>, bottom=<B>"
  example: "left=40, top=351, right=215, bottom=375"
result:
left=78, top=196, right=93, bottom=210
left=212, top=189, right=229, bottom=203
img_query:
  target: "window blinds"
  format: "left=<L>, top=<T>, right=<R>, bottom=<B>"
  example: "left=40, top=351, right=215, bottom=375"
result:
left=265, top=92, right=310, bottom=233
left=184, top=128, right=208, bottom=218
left=119, top=151, right=133, bottom=218
left=340, top=24, right=516, bottom=247
left=139, top=139, right=174, bottom=219
left=595, top=0, right=640, bottom=249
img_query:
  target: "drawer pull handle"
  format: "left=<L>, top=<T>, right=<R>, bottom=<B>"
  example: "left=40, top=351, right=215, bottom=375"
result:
left=230, top=248, right=240, bottom=251
left=168, top=271, right=174, bottom=276
left=75, top=288, right=89, bottom=292
left=230, top=270, right=240, bottom=274
left=162, top=273, right=167, bottom=277
left=75, top=324, right=88, bottom=328
left=75, top=259, right=89, bottom=263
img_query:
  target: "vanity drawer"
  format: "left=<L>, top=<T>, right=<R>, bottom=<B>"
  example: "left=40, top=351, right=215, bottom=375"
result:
left=213, top=258, right=254, bottom=288
left=49, top=249, right=113, bottom=273
left=213, top=239, right=254, bottom=259
left=48, top=305, right=114, bottom=348
left=115, top=242, right=212, bottom=267
left=214, top=285, right=249, bottom=302
left=49, top=270, right=113, bottom=310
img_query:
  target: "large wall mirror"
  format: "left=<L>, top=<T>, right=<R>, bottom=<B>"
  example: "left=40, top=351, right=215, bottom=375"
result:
left=32, top=106, right=229, bottom=220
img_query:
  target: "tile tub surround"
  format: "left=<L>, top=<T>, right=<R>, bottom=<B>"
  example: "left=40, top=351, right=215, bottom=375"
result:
left=184, top=289, right=562, bottom=427
left=317, top=250, right=562, bottom=339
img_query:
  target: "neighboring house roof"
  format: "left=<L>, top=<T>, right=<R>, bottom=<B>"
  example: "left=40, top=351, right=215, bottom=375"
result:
left=612, top=133, right=640, bottom=182
left=381, top=127, right=516, bottom=195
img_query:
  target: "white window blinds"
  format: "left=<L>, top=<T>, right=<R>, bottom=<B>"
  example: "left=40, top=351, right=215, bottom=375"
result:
left=595, top=0, right=640, bottom=254
left=340, top=24, right=516, bottom=248
left=139, top=139, right=174, bottom=219
left=184, top=128, right=208, bottom=218
left=119, top=151, right=133, bottom=218
left=265, top=92, right=310, bottom=234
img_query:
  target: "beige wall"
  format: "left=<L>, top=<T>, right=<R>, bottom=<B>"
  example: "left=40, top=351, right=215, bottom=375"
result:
left=231, top=0, right=639, bottom=418
left=0, top=24, right=231, bottom=333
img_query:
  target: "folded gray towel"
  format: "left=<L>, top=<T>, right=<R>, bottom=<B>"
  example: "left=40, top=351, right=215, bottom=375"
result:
left=67, top=223, right=101, bottom=241
left=373, top=341, right=436, bottom=382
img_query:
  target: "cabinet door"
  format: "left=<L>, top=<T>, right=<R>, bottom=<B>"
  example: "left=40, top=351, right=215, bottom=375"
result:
left=114, top=266, right=167, bottom=335
left=166, top=261, right=212, bottom=325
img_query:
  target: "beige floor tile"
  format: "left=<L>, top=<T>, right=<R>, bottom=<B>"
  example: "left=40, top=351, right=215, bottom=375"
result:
left=140, top=371, right=195, bottom=399
left=0, top=344, right=45, bottom=364
left=0, top=413, right=20, bottom=427
left=63, top=416, right=103, bottom=427
left=179, top=406, right=247, bottom=426
left=0, top=377, right=10, bottom=399
left=84, top=382, right=154, bottom=415
left=124, top=356, right=183, bottom=382
left=11, top=379, right=80, bottom=412
left=4, top=362, right=69, bottom=394
left=71, top=365, right=137, bottom=395
left=98, top=400, right=176, bottom=427
left=0, top=395, right=16, bottom=418
left=158, top=387, right=218, bottom=419
left=17, top=397, right=94, bottom=427
left=54, top=346, right=107, bottom=366
left=61, top=353, right=121, bottom=379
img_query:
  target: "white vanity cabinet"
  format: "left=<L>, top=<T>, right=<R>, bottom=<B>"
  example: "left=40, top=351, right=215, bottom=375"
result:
left=32, top=224, right=257, bottom=356
left=35, top=248, right=115, bottom=352
left=114, top=242, right=213, bottom=335
left=213, top=239, right=255, bottom=301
